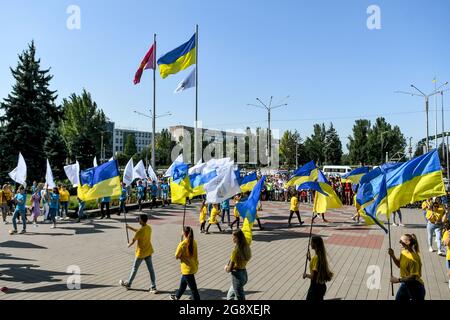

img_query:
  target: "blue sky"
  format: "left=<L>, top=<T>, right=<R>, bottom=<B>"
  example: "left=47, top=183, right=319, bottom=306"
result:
left=0, top=0, right=449, bottom=153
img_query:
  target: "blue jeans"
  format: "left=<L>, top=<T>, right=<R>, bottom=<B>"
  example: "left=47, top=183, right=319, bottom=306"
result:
left=60, top=202, right=68, bottom=217
left=427, top=221, right=443, bottom=252
left=176, top=274, right=200, bottom=300
left=221, top=209, right=230, bottom=224
left=396, top=282, right=426, bottom=301
left=12, top=208, right=26, bottom=231
left=119, top=200, right=127, bottom=213
left=227, top=269, right=248, bottom=300
left=78, top=202, right=86, bottom=219
left=127, top=255, right=156, bottom=289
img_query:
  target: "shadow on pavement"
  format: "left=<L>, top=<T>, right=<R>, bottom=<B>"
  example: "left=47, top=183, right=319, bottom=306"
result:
left=4, top=283, right=112, bottom=294
left=0, top=241, right=47, bottom=249
left=252, top=230, right=325, bottom=242
left=0, top=253, right=35, bottom=261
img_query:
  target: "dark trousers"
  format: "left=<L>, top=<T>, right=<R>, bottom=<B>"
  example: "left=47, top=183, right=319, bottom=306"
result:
left=256, top=218, right=263, bottom=230
left=221, top=209, right=230, bottom=224
left=138, top=198, right=143, bottom=211
left=200, top=221, right=206, bottom=232
left=176, top=274, right=200, bottom=300
left=119, top=200, right=127, bottom=214
left=306, top=282, right=327, bottom=301
left=395, top=282, right=426, bottom=301
left=230, top=217, right=240, bottom=229
left=150, top=196, right=157, bottom=209
left=289, top=211, right=303, bottom=225
left=206, top=222, right=222, bottom=233
left=101, top=202, right=110, bottom=218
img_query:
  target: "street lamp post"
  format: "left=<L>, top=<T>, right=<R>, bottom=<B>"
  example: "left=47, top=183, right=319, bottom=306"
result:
left=380, top=131, right=389, bottom=164
left=247, top=96, right=289, bottom=167
left=133, top=110, right=172, bottom=169
left=395, top=83, right=447, bottom=153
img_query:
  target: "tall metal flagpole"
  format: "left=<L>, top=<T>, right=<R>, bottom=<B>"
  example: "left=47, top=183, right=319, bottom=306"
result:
left=152, top=33, right=157, bottom=170
left=194, top=24, right=199, bottom=164
left=385, top=174, right=394, bottom=297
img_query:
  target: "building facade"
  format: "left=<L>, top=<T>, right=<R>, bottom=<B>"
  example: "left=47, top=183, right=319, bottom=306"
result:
left=112, top=126, right=152, bottom=154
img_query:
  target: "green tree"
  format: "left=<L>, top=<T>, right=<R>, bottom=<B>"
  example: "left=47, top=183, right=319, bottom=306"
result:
left=43, top=123, right=68, bottom=179
left=124, top=134, right=137, bottom=158
left=156, top=129, right=176, bottom=166
left=115, top=152, right=129, bottom=167
left=280, top=130, right=306, bottom=169
left=0, top=41, right=61, bottom=182
left=60, top=89, right=109, bottom=165
left=304, top=124, right=326, bottom=165
left=347, top=119, right=371, bottom=165
left=324, top=122, right=342, bottom=164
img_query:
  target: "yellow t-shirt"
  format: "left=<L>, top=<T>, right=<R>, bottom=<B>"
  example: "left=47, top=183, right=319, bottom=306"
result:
left=234, top=204, right=240, bottom=218
left=230, top=247, right=250, bottom=270
left=4, top=190, right=12, bottom=201
left=443, top=231, right=450, bottom=261
left=59, top=189, right=70, bottom=202
left=422, top=200, right=431, bottom=211
left=290, top=196, right=299, bottom=212
left=199, top=206, right=207, bottom=223
left=426, top=206, right=445, bottom=224
left=209, top=207, right=219, bottom=224
left=175, top=239, right=198, bottom=275
left=399, top=249, right=424, bottom=285
left=134, top=225, right=154, bottom=258
left=310, top=255, right=319, bottom=273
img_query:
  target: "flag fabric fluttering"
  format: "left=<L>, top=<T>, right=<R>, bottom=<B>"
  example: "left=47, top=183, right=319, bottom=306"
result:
left=237, top=176, right=266, bottom=245
left=239, top=172, right=258, bottom=193
left=203, top=163, right=241, bottom=204
left=134, top=43, right=156, bottom=85
left=312, top=171, right=343, bottom=214
left=189, top=169, right=218, bottom=199
left=45, top=159, right=56, bottom=190
left=123, top=158, right=134, bottom=187
left=147, top=164, right=158, bottom=182
left=362, top=173, right=389, bottom=233
left=188, top=160, right=206, bottom=175
left=8, top=152, right=27, bottom=187
left=341, top=167, right=370, bottom=184
left=157, top=34, right=196, bottom=79
left=170, top=162, right=192, bottom=205
left=296, top=181, right=328, bottom=197
left=133, top=160, right=148, bottom=180
left=164, top=154, right=184, bottom=177
left=285, top=160, right=318, bottom=187
left=93, top=157, right=98, bottom=168
left=77, top=160, right=122, bottom=202
left=174, top=68, right=196, bottom=93
left=64, top=161, right=80, bottom=187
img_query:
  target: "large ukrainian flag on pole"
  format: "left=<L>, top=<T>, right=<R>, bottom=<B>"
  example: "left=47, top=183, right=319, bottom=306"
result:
left=77, top=160, right=122, bottom=201
left=157, top=34, right=196, bottom=79
left=284, top=160, right=318, bottom=187
left=239, top=172, right=258, bottom=193
left=312, top=171, right=343, bottom=214
left=341, top=167, right=370, bottom=184
left=170, top=162, right=193, bottom=205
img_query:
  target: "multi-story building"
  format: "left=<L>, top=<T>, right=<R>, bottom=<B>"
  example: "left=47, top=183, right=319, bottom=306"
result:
left=111, top=125, right=152, bottom=154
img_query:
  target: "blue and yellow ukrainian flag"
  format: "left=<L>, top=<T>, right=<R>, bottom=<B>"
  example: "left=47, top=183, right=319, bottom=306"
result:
left=239, top=172, right=258, bottom=193
left=361, top=173, right=389, bottom=232
left=341, top=167, right=370, bottom=184
left=312, top=171, right=343, bottom=214
left=188, top=170, right=217, bottom=198
left=77, top=160, right=121, bottom=202
left=237, top=176, right=266, bottom=245
left=170, top=162, right=192, bottom=205
left=360, top=149, right=445, bottom=219
left=157, top=34, right=196, bottom=79
left=285, top=160, right=318, bottom=187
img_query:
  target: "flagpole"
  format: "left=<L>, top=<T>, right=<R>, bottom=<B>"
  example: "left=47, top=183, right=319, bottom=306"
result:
left=194, top=24, right=199, bottom=164
left=385, top=174, right=394, bottom=297
left=152, top=33, right=157, bottom=171
left=303, top=213, right=317, bottom=276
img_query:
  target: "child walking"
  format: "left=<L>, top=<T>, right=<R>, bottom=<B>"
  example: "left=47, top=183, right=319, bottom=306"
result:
left=10, top=186, right=27, bottom=234
left=230, top=195, right=241, bottom=230
left=289, top=190, right=304, bottom=227
left=199, top=200, right=207, bottom=233
left=205, top=203, right=223, bottom=234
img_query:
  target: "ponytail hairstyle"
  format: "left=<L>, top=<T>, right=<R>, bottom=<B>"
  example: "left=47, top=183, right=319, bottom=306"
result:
left=404, top=234, right=420, bottom=254
left=311, top=235, right=333, bottom=284
left=233, top=229, right=252, bottom=262
left=184, top=226, right=194, bottom=256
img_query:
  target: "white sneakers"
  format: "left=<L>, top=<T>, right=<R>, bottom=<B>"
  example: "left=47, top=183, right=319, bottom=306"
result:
left=429, top=246, right=434, bottom=253
left=437, top=251, right=446, bottom=257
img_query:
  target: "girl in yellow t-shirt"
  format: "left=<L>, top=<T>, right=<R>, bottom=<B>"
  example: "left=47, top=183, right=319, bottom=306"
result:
left=171, top=226, right=200, bottom=300
left=388, top=233, right=426, bottom=301
left=303, top=235, right=333, bottom=301
left=199, top=200, right=207, bottom=233
left=205, top=203, right=223, bottom=234
left=230, top=195, right=241, bottom=230
left=225, top=229, right=251, bottom=300
left=442, top=221, right=450, bottom=290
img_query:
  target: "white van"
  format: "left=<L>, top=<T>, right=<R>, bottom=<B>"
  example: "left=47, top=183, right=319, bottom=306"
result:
left=322, top=165, right=352, bottom=178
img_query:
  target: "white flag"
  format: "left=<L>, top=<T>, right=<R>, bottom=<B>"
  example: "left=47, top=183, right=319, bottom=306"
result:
left=174, top=68, right=196, bottom=93
left=45, top=159, right=56, bottom=189
left=123, top=158, right=134, bottom=187
left=188, top=160, right=205, bottom=175
left=133, top=160, right=148, bottom=180
left=147, top=164, right=158, bottom=182
left=164, top=154, right=184, bottom=177
left=8, top=152, right=27, bottom=187
left=93, top=157, right=98, bottom=167
left=64, top=161, right=80, bottom=187
left=204, top=163, right=241, bottom=204
left=109, top=157, right=114, bottom=162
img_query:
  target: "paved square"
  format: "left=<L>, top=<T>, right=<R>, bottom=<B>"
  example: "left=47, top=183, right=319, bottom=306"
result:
left=0, top=201, right=449, bottom=300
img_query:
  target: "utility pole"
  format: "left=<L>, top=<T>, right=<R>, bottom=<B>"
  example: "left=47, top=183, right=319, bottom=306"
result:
left=408, top=137, right=413, bottom=160
left=295, top=142, right=298, bottom=168
left=101, top=132, right=104, bottom=163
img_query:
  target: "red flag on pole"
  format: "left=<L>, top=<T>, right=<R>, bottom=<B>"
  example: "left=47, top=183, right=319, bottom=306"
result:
left=134, top=44, right=156, bottom=85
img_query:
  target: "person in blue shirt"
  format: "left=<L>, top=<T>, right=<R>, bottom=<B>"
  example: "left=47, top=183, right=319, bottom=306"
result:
left=160, top=180, right=169, bottom=207
left=76, top=197, right=86, bottom=223
left=48, top=187, right=60, bottom=229
left=10, top=186, right=27, bottom=234
left=150, top=181, right=158, bottom=209
left=119, top=183, right=128, bottom=215
left=221, top=198, right=231, bottom=226
left=100, top=196, right=111, bottom=219
left=137, top=180, right=145, bottom=212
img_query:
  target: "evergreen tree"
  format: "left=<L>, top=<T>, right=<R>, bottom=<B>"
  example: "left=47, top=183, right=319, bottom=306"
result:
left=347, top=119, right=371, bottom=165
left=0, top=41, right=60, bottom=182
left=156, top=129, right=175, bottom=166
left=324, top=123, right=342, bottom=164
left=72, top=132, right=97, bottom=169
left=280, top=130, right=306, bottom=169
left=124, top=134, right=137, bottom=158
left=304, top=123, right=326, bottom=165
left=43, top=123, right=68, bottom=179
